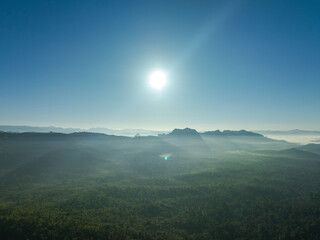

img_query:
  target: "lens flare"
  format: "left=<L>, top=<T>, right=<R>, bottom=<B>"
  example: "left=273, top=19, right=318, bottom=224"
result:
left=160, top=153, right=171, bottom=160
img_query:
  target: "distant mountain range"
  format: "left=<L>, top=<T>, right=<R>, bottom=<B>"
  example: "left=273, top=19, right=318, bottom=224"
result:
left=0, top=125, right=168, bottom=136
left=165, top=128, right=263, bottom=137
left=3, top=125, right=319, bottom=139
left=0, top=125, right=83, bottom=134
left=202, top=130, right=263, bottom=137
left=168, top=128, right=201, bottom=137
left=0, top=128, right=298, bottom=176
left=0, top=125, right=265, bottom=137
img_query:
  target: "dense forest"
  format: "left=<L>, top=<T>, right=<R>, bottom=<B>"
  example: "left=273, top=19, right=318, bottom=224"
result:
left=0, top=130, right=319, bottom=239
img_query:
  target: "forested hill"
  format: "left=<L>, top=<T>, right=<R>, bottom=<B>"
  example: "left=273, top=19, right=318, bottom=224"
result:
left=1, top=130, right=319, bottom=239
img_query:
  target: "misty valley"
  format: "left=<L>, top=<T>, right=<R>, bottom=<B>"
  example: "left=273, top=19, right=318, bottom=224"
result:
left=0, top=128, right=319, bottom=239
left=2, top=0, right=320, bottom=239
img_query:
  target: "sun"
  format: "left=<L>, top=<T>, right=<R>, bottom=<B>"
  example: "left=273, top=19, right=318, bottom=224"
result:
left=148, top=70, right=167, bottom=90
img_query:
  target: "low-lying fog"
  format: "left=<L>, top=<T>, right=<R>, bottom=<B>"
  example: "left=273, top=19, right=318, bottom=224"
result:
left=262, top=134, right=320, bottom=145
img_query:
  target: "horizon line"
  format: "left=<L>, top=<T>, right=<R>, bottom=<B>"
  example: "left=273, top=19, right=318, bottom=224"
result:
left=0, top=124, right=320, bottom=132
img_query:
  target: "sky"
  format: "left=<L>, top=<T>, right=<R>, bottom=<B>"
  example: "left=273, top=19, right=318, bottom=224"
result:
left=1, top=0, right=320, bottom=131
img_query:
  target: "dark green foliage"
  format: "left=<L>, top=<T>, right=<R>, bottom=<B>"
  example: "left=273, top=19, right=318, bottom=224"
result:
left=0, top=132, right=319, bottom=239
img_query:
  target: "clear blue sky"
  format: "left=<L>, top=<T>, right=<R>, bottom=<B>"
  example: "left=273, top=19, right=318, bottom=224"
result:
left=1, top=0, right=319, bottom=131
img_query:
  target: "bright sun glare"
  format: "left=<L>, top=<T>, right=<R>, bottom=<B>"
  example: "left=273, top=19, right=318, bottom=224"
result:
left=149, top=70, right=167, bottom=90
